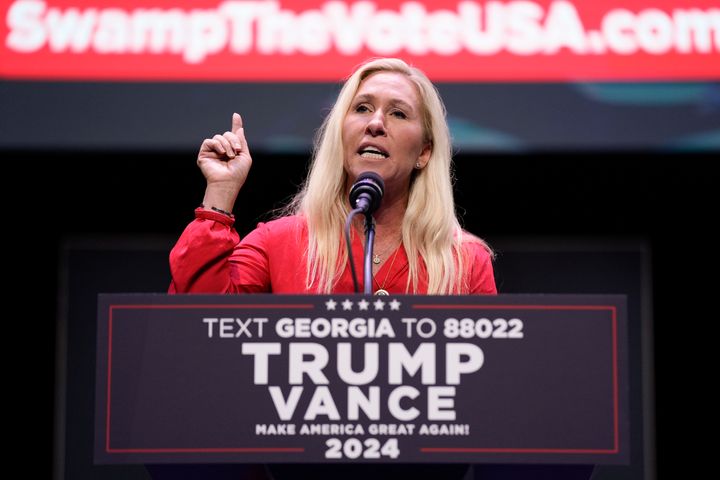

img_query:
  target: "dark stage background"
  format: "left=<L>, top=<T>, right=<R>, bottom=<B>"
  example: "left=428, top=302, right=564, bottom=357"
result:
left=4, top=0, right=719, bottom=472
left=9, top=147, right=714, bottom=478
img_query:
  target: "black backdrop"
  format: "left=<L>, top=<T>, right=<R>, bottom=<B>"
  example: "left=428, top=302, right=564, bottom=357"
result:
left=10, top=149, right=715, bottom=478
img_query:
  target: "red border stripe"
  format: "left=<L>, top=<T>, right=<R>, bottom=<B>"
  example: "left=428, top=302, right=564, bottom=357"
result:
left=414, top=303, right=620, bottom=455
left=105, top=304, right=311, bottom=454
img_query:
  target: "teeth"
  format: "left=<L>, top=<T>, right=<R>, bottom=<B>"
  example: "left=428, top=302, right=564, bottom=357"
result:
left=359, top=147, right=387, bottom=159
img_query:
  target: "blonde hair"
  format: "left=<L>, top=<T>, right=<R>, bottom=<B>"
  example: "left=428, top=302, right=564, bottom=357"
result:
left=285, top=58, right=490, bottom=293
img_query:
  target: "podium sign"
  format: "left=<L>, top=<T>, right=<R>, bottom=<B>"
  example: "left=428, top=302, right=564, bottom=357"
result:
left=95, top=294, right=629, bottom=464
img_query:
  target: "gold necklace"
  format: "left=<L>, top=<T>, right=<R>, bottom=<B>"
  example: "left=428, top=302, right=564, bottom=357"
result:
left=373, top=249, right=390, bottom=265
left=372, top=238, right=401, bottom=265
left=373, top=247, right=400, bottom=295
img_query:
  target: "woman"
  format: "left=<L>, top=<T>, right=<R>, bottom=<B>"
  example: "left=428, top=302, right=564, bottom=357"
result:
left=170, top=57, right=495, bottom=295
left=165, top=59, right=596, bottom=480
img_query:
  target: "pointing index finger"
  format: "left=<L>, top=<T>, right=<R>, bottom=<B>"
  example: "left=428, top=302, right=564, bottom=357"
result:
left=232, top=112, right=243, bottom=134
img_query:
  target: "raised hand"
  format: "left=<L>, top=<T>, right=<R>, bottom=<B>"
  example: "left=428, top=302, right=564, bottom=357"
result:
left=198, top=113, right=252, bottom=211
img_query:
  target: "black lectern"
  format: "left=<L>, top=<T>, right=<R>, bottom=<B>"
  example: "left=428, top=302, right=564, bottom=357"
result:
left=95, top=293, right=629, bottom=466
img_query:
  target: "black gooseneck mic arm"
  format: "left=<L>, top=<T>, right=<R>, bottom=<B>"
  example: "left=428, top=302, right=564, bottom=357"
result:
left=362, top=216, right=376, bottom=295
left=345, top=172, right=385, bottom=294
left=344, top=209, right=364, bottom=293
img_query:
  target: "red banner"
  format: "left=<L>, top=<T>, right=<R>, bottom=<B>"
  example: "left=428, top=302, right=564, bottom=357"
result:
left=1, top=0, right=719, bottom=81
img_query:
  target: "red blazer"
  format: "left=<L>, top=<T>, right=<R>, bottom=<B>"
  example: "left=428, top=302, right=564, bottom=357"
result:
left=170, top=209, right=496, bottom=295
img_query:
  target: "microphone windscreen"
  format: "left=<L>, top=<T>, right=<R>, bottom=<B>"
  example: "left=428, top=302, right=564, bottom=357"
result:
left=349, top=171, right=385, bottom=213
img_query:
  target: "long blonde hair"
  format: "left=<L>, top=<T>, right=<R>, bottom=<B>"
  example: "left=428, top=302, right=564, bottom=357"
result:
left=285, top=58, right=490, bottom=293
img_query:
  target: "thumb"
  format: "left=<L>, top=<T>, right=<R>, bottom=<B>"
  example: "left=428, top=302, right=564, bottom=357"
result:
left=231, top=112, right=243, bottom=134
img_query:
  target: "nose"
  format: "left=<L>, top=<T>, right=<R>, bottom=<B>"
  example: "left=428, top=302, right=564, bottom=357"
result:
left=365, top=111, right=386, bottom=137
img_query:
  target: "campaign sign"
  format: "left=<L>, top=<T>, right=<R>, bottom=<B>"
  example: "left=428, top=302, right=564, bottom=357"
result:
left=95, top=294, right=629, bottom=464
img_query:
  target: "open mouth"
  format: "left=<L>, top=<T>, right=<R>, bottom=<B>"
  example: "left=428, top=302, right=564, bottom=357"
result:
left=358, top=145, right=389, bottom=159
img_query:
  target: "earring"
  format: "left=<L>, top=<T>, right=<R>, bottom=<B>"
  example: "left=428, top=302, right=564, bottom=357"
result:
left=415, top=162, right=421, bottom=169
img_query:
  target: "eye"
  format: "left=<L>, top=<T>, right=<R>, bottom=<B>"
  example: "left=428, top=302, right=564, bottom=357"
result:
left=354, top=103, right=371, bottom=113
left=391, top=110, right=407, bottom=119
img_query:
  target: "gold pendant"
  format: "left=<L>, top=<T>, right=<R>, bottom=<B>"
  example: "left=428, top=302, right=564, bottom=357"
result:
left=373, top=254, right=381, bottom=264
left=374, top=289, right=389, bottom=295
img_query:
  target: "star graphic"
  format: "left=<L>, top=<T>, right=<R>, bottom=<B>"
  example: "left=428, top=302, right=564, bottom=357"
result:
left=357, top=299, right=370, bottom=311
left=325, top=299, right=337, bottom=310
left=389, top=299, right=401, bottom=311
left=373, top=299, right=386, bottom=311
left=342, top=299, right=354, bottom=311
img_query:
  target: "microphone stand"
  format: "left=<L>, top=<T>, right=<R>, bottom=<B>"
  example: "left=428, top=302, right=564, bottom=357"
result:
left=345, top=171, right=384, bottom=295
left=363, top=213, right=376, bottom=295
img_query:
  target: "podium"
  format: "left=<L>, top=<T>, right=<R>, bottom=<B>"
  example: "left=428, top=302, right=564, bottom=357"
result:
left=94, top=293, right=629, bottom=465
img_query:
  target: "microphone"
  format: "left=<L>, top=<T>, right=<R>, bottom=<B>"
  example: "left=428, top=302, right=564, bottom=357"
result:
left=349, top=171, right=385, bottom=214
left=346, top=172, right=385, bottom=294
